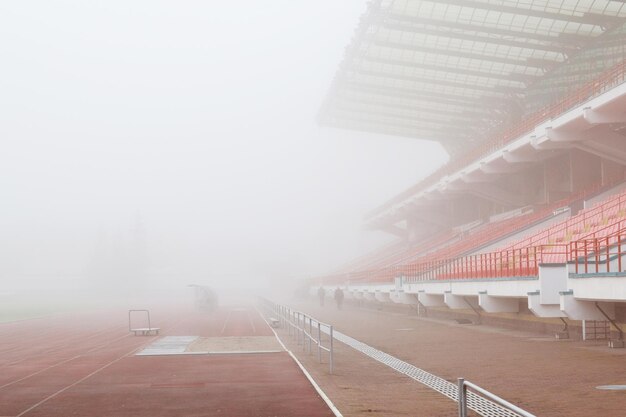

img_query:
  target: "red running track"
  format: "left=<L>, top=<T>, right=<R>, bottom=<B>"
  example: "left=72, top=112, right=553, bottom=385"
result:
left=0, top=305, right=335, bottom=417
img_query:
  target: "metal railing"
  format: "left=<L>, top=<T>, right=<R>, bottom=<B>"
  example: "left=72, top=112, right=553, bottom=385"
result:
left=457, top=378, right=536, bottom=417
left=572, top=229, right=626, bottom=274
left=261, top=299, right=334, bottom=373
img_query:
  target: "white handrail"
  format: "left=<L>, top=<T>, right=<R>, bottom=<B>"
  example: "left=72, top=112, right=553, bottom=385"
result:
left=458, top=378, right=536, bottom=417
left=260, top=299, right=334, bottom=373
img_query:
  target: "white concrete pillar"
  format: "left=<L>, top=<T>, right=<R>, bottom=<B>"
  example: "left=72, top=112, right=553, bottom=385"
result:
left=527, top=291, right=566, bottom=317
left=417, top=291, right=445, bottom=307
left=444, top=291, right=478, bottom=310
left=375, top=291, right=391, bottom=303
left=560, top=290, right=615, bottom=320
left=539, top=264, right=568, bottom=304
left=363, top=292, right=376, bottom=302
left=478, top=291, right=520, bottom=313
left=393, top=291, right=419, bottom=305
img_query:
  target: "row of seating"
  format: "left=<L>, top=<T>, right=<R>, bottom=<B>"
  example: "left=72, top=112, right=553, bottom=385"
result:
left=321, top=181, right=626, bottom=285
left=505, top=190, right=626, bottom=251
left=321, top=204, right=563, bottom=284
left=423, top=189, right=626, bottom=280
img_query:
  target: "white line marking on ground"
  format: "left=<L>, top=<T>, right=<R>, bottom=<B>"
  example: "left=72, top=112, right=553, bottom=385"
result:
left=14, top=315, right=188, bottom=417
left=0, top=332, right=133, bottom=390
left=15, top=342, right=149, bottom=417
left=254, top=306, right=343, bottom=417
left=220, top=310, right=232, bottom=335
left=247, top=309, right=257, bottom=334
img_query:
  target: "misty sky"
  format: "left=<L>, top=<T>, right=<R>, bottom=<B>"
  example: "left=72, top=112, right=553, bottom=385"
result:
left=0, top=1, right=448, bottom=291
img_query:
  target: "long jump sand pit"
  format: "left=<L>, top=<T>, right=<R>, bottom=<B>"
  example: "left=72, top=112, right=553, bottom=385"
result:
left=285, top=299, right=626, bottom=417
left=186, top=335, right=284, bottom=353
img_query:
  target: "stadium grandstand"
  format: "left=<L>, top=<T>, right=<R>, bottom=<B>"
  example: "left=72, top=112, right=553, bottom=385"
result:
left=317, top=0, right=626, bottom=344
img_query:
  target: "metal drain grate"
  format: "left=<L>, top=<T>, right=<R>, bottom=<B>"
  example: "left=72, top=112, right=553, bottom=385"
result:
left=327, top=330, right=522, bottom=417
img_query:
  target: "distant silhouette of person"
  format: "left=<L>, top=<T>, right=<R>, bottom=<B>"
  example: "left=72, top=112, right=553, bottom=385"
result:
left=190, top=284, right=218, bottom=312
left=317, top=286, right=326, bottom=306
left=334, top=287, right=344, bottom=310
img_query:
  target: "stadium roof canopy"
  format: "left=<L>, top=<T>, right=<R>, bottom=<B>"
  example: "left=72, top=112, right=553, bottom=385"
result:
left=320, top=0, right=626, bottom=154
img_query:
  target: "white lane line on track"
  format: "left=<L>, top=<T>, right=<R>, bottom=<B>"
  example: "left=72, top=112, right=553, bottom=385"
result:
left=0, top=332, right=134, bottom=390
left=254, top=306, right=343, bottom=417
left=246, top=309, right=257, bottom=334
left=0, top=325, right=128, bottom=369
left=2, top=313, right=187, bottom=390
left=220, top=310, right=232, bottom=335
left=15, top=343, right=145, bottom=417
left=14, top=315, right=188, bottom=417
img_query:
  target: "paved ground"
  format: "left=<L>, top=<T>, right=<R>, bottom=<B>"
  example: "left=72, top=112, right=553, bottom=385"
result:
left=285, top=298, right=626, bottom=417
left=0, top=305, right=335, bottom=417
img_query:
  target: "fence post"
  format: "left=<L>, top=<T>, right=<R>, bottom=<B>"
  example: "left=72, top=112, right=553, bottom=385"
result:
left=317, top=322, right=322, bottom=363
left=606, top=237, right=610, bottom=273
left=307, top=317, right=312, bottom=353
left=300, top=313, right=304, bottom=347
left=617, top=230, right=622, bottom=272
left=457, top=378, right=467, bottom=417
left=329, top=325, right=334, bottom=374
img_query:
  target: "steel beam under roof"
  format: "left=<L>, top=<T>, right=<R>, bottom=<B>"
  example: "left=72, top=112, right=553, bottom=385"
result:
left=375, top=12, right=594, bottom=46
left=340, top=81, right=513, bottom=104
left=320, top=0, right=626, bottom=156
left=376, top=21, right=587, bottom=53
left=412, top=0, right=622, bottom=26
left=327, top=110, right=473, bottom=133
left=364, top=38, right=565, bottom=68
left=355, top=54, right=537, bottom=84
left=347, top=68, right=526, bottom=94
left=333, top=95, right=498, bottom=118
left=332, top=104, right=491, bottom=126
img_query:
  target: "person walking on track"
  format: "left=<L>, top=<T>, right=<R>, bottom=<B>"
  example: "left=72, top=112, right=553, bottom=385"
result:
left=334, top=287, right=344, bottom=310
left=317, top=286, right=326, bottom=306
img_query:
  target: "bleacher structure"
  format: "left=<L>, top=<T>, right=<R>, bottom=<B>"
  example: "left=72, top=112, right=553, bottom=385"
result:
left=317, top=0, right=626, bottom=343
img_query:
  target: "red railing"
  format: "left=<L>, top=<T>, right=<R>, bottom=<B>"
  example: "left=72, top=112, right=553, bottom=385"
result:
left=366, top=58, right=626, bottom=222
left=400, top=244, right=568, bottom=282
left=317, top=221, right=626, bottom=285
left=571, top=223, right=626, bottom=274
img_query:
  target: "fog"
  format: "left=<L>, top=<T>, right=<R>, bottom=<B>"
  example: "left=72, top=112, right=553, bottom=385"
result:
left=0, top=1, right=447, bottom=297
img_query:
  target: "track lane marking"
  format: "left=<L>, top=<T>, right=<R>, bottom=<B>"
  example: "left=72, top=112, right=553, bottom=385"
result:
left=246, top=308, right=257, bottom=334
left=254, top=306, right=343, bottom=417
left=1, top=313, right=186, bottom=389
left=12, top=314, right=189, bottom=417
left=15, top=343, right=145, bottom=417
left=0, top=333, right=134, bottom=390
left=220, top=309, right=232, bottom=335
left=0, top=325, right=128, bottom=369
